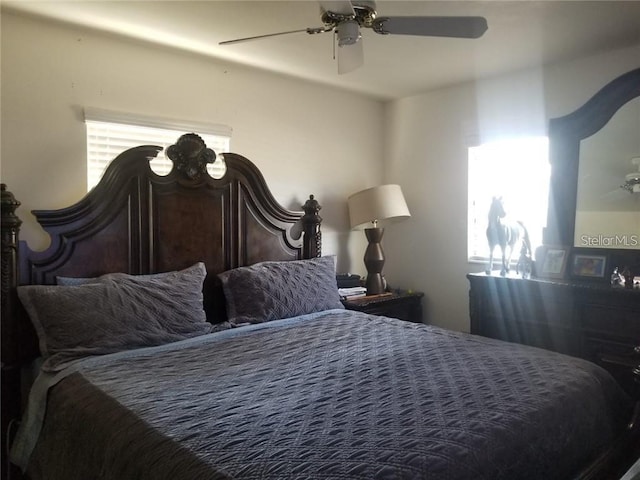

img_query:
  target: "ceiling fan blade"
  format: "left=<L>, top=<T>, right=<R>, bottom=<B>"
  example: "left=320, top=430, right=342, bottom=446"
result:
left=599, top=188, right=630, bottom=204
left=220, top=28, right=327, bottom=45
left=318, top=0, right=355, bottom=16
left=373, top=16, right=488, bottom=39
left=337, top=37, right=364, bottom=74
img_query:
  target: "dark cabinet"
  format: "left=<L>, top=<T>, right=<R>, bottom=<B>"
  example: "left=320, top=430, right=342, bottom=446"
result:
left=467, top=273, right=640, bottom=399
left=342, top=290, right=424, bottom=323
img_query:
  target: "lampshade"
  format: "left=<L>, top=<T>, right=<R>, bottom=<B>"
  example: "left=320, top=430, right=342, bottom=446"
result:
left=348, top=184, right=411, bottom=230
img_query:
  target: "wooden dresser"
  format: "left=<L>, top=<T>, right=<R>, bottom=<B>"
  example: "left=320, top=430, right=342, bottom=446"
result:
left=467, top=272, right=640, bottom=399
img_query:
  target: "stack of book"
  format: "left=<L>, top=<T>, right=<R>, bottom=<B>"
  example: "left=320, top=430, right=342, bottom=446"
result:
left=338, top=286, right=367, bottom=300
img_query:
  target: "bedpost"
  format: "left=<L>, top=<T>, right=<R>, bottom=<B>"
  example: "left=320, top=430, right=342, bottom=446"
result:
left=1, top=184, right=22, bottom=365
left=1, top=184, right=22, bottom=480
left=301, top=195, right=322, bottom=259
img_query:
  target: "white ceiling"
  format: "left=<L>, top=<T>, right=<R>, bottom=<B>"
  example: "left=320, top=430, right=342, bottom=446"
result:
left=5, top=1, right=640, bottom=100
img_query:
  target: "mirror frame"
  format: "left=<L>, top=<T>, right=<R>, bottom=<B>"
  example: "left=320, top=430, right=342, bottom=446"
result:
left=544, top=67, right=640, bottom=247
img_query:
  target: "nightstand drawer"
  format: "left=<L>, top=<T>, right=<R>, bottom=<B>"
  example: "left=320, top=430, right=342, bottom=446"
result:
left=357, top=300, right=416, bottom=321
left=342, top=291, right=424, bottom=323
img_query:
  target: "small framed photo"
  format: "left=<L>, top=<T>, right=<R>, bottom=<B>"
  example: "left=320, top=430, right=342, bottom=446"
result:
left=569, top=251, right=608, bottom=281
left=537, top=246, right=569, bottom=279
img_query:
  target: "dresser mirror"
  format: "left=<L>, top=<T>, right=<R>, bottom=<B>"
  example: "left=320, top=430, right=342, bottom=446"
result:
left=576, top=96, right=639, bottom=245
left=545, top=68, right=640, bottom=270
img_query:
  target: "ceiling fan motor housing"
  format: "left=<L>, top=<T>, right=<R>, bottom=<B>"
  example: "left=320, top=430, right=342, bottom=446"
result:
left=352, top=1, right=377, bottom=27
left=321, top=0, right=377, bottom=29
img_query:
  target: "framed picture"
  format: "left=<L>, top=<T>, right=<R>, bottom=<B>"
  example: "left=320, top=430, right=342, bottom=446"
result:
left=537, top=246, right=569, bottom=279
left=569, top=251, right=608, bottom=281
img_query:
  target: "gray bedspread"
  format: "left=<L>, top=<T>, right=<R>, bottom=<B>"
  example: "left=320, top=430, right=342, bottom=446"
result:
left=15, top=310, right=632, bottom=480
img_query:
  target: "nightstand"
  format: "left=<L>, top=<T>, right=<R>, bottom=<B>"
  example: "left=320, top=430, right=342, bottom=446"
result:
left=342, top=290, right=424, bottom=323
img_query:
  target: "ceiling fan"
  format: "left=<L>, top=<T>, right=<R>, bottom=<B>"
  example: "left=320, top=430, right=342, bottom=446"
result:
left=219, top=0, right=488, bottom=74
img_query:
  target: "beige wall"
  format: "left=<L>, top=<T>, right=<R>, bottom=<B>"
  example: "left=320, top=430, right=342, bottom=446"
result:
left=3, top=10, right=639, bottom=333
left=0, top=10, right=382, bottom=273
left=383, top=44, right=640, bottom=332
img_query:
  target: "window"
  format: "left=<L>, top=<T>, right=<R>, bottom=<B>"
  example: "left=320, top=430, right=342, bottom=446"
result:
left=467, top=136, right=550, bottom=263
left=85, top=109, right=231, bottom=191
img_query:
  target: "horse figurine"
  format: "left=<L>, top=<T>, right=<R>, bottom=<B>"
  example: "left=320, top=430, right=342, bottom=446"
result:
left=515, top=236, right=533, bottom=278
left=486, top=196, right=531, bottom=276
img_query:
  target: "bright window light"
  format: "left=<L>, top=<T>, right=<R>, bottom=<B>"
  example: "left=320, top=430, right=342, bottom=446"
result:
left=467, top=136, right=550, bottom=263
left=86, top=117, right=231, bottom=191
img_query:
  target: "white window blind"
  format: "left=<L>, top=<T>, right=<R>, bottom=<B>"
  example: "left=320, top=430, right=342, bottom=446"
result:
left=467, top=136, right=550, bottom=262
left=85, top=111, right=231, bottom=190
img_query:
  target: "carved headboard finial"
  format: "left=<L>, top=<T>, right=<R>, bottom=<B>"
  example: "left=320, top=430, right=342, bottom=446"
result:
left=302, top=194, right=322, bottom=218
left=1, top=184, right=22, bottom=237
left=302, top=195, right=322, bottom=258
left=166, top=133, right=216, bottom=180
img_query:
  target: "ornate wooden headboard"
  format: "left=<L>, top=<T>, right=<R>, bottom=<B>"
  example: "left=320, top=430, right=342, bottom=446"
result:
left=0, top=134, right=322, bottom=465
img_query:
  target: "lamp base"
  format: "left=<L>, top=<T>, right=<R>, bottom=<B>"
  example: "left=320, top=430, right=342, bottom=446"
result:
left=364, top=227, right=386, bottom=295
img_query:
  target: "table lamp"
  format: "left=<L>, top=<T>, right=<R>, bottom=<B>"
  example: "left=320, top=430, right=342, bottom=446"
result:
left=347, top=184, right=411, bottom=295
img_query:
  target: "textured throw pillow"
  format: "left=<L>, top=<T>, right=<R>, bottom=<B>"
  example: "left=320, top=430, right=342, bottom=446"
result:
left=218, top=256, right=344, bottom=325
left=56, top=263, right=203, bottom=286
left=58, top=264, right=229, bottom=326
left=19, top=262, right=212, bottom=372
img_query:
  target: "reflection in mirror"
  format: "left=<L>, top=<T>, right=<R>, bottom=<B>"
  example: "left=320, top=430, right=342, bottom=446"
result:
left=575, top=97, right=640, bottom=248
left=545, top=67, right=640, bottom=250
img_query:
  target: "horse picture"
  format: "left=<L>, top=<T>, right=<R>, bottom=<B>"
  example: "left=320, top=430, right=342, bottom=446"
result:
left=486, top=196, right=531, bottom=276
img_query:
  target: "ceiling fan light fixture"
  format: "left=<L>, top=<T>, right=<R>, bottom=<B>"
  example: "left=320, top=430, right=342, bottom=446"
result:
left=621, top=156, right=640, bottom=193
left=337, top=20, right=361, bottom=46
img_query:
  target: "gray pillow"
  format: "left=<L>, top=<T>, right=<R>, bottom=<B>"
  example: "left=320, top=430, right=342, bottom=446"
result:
left=218, top=256, right=344, bottom=325
left=19, top=262, right=212, bottom=372
left=56, top=264, right=200, bottom=286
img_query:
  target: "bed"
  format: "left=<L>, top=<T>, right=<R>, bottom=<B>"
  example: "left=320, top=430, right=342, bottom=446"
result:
left=1, top=133, right=638, bottom=480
